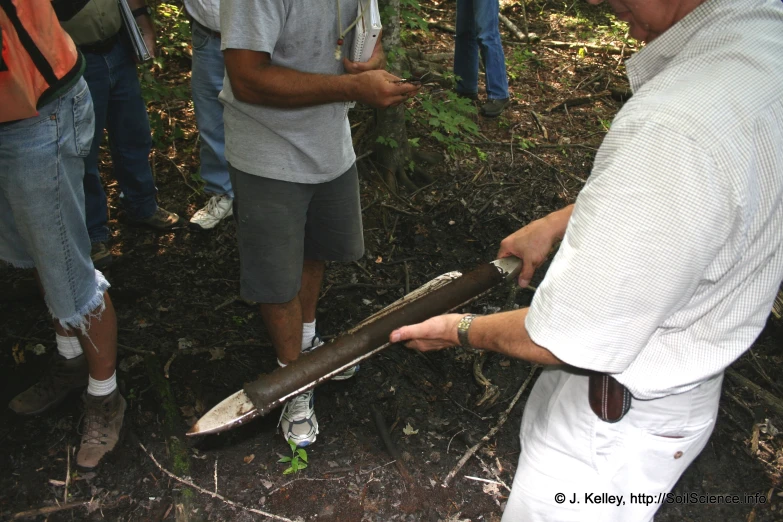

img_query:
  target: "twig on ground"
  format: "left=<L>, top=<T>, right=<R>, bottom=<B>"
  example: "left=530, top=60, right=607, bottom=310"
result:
left=727, top=369, right=783, bottom=418
left=380, top=202, right=421, bottom=216
left=359, top=460, right=397, bottom=475
left=474, top=452, right=511, bottom=492
left=464, top=475, right=510, bottom=491
left=214, top=295, right=239, bottom=311
left=267, top=475, right=348, bottom=496
left=214, top=456, right=218, bottom=494
left=352, top=261, right=375, bottom=280
left=64, top=444, right=71, bottom=503
left=12, top=501, right=98, bottom=520
left=443, top=365, right=541, bottom=487
left=547, top=91, right=611, bottom=113
left=539, top=40, right=635, bottom=56
left=139, top=443, right=294, bottom=522
left=153, top=151, right=199, bottom=194
left=163, top=353, right=177, bottom=379
left=447, top=428, right=467, bottom=454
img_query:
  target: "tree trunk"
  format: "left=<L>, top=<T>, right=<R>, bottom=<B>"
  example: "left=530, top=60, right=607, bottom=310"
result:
left=374, top=0, right=415, bottom=192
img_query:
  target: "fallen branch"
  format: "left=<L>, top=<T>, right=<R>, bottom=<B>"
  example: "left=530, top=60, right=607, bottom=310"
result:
left=498, top=14, right=535, bottom=42
left=139, top=443, right=294, bottom=522
left=12, top=501, right=98, bottom=520
left=442, top=365, right=540, bottom=487
left=540, top=40, right=635, bottom=56
left=428, top=21, right=455, bottom=33
left=726, top=369, right=783, bottom=418
left=547, top=90, right=611, bottom=113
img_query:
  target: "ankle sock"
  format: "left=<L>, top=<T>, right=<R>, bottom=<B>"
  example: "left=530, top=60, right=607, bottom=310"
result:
left=56, top=334, right=84, bottom=360
left=87, top=371, right=117, bottom=397
left=301, top=320, right=316, bottom=351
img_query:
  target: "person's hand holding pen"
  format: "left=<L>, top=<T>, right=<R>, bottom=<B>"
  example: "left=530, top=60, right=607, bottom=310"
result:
left=351, top=70, right=421, bottom=108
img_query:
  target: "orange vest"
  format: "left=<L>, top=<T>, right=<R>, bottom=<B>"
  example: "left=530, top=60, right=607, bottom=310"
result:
left=0, top=0, right=80, bottom=122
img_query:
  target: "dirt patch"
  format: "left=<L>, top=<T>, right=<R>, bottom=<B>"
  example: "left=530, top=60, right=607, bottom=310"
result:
left=1, top=2, right=782, bottom=521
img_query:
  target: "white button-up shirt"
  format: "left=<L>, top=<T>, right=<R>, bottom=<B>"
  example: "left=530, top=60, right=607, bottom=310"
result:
left=526, top=0, right=783, bottom=399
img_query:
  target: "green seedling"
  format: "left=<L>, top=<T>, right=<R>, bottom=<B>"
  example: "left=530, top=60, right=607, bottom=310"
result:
left=278, top=440, right=308, bottom=475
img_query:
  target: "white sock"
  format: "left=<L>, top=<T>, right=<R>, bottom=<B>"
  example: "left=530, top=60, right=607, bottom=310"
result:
left=56, top=334, right=84, bottom=360
left=301, top=320, right=316, bottom=351
left=87, top=371, right=117, bottom=397
left=278, top=358, right=287, bottom=368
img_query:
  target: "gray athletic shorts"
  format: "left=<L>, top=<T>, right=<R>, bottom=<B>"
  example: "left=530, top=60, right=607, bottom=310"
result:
left=229, top=163, right=364, bottom=303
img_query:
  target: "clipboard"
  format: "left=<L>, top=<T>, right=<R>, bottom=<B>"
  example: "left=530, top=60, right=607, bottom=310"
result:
left=346, top=0, right=382, bottom=115
left=118, top=0, right=152, bottom=62
left=352, top=0, right=381, bottom=63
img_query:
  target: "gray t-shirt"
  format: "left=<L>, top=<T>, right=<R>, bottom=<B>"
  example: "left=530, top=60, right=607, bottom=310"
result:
left=219, top=0, right=359, bottom=183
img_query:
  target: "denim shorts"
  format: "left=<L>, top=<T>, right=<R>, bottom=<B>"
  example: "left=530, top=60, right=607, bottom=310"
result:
left=0, top=78, right=110, bottom=328
left=229, top=163, right=365, bottom=303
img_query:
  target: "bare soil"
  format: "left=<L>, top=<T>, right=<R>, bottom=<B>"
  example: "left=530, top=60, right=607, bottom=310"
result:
left=1, top=2, right=782, bottom=521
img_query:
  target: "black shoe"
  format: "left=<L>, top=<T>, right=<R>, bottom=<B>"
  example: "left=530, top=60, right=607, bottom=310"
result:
left=455, top=90, right=478, bottom=101
left=90, top=242, right=113, bottom=269
left=480, top=98, right=510, bottom=118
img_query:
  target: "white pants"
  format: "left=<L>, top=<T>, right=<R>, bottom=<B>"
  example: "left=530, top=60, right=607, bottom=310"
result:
left=502, top=367, right=724, bottom=522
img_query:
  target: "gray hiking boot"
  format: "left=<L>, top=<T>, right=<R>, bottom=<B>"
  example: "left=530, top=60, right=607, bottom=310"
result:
left=77, top=389, right=126, bottom=470
left=480, top=98, right=510, bottom=118
left=8, top=353, right=89, bottom=415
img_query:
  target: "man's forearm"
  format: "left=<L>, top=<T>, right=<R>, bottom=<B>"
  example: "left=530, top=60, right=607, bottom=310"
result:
left=126, top=0, right=154, bottom=40
left=470, top=309, right=562, bottom=365
left=227, top=60, right=358, bottom=108
left=546, top=204, right=575, bottom=241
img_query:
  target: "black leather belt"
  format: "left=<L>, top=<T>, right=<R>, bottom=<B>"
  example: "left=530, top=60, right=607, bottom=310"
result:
left=79, top=32, right=119, bottom=55
left=191, top=18, right=220, bottom=39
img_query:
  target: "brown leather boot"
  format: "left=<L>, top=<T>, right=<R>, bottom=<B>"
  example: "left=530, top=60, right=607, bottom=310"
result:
left=77, top=389, right=126, bottom=470
left=8, top=353, right=88, bottom=415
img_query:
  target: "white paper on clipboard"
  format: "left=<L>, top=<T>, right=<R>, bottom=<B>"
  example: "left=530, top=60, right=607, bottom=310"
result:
left=345, top=0, right=382, bottom=115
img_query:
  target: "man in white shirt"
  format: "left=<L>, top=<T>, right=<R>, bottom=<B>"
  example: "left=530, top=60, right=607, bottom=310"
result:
left=183, top=0, right=234, bottom=230
left=391, top=0, right=783, bottom=520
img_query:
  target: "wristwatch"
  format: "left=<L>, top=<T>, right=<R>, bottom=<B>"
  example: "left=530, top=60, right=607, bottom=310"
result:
left=131, top=5, right=152, bottom=18
left=456, top=314, right=478, bottom=349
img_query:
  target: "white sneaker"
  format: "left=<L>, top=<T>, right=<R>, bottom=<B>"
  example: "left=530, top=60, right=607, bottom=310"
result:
left=189, top=194, right=233, bottom=230
left=279, top=390, right=318, bottom=447
left=304, top=334, right=359, bottom=381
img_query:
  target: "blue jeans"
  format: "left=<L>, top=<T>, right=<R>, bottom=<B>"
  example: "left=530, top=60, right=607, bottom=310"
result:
left=191, top=22, right=232, bottom=197
left=82, top=37, right=158, bottom=243
left=454, top=0, right=509, bottom=100
left=0, top=78, right=110, bottom=328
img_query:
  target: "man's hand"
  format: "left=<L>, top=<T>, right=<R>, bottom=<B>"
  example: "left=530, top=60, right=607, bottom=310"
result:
left=343, top=36, right=386, bottom=73
left=389, top=314, right=463, bottom=352
left=354, top=69, right=420, bottom=108
left=497, top=205, right=574, bottom=287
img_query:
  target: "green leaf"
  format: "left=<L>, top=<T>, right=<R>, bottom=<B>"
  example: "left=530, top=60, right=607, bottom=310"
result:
left=297, top=449, right=308, bottom=462
left=283, top=467, right=295, bottom=475
left=278, top=456, right=292, bottom=463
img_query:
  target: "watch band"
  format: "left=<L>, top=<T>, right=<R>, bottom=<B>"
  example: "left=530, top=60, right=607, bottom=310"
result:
left=131, top=5, right=152, bottom=18
left=457, top=314, right=478, bottom=349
